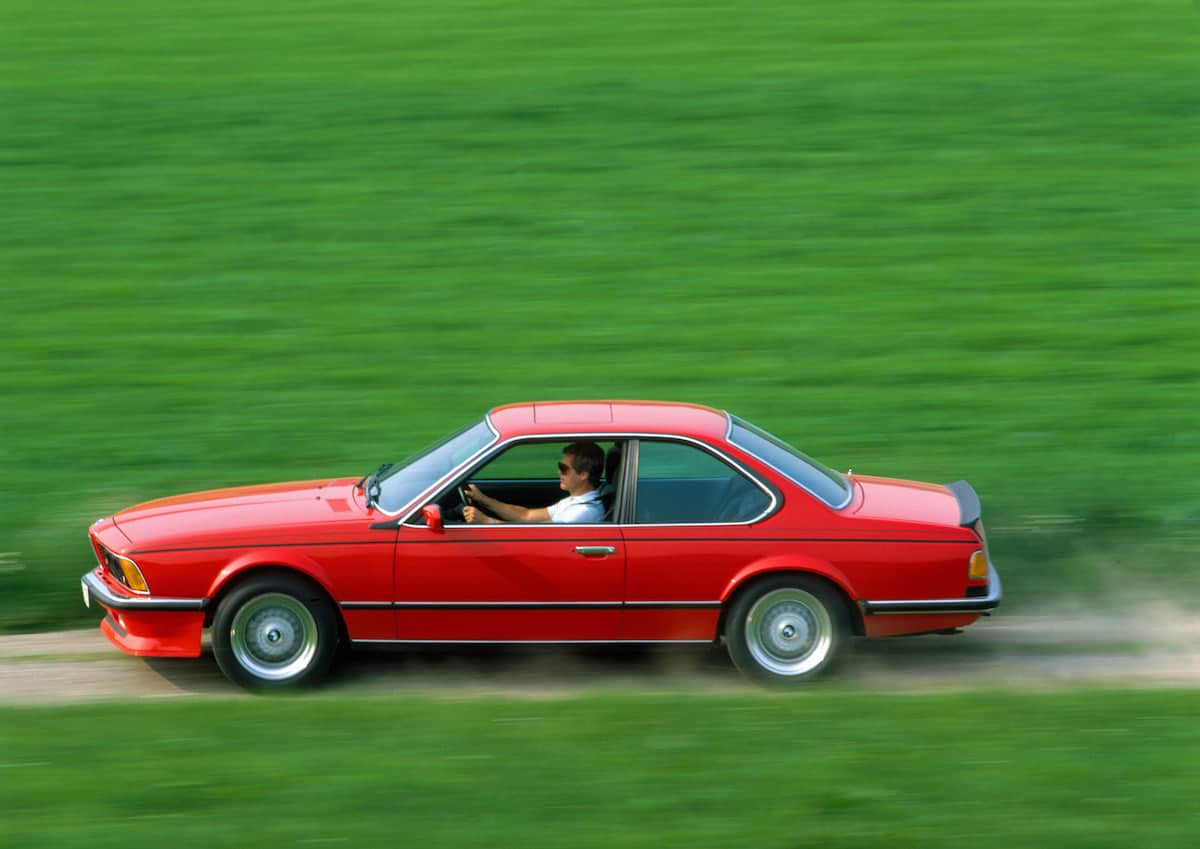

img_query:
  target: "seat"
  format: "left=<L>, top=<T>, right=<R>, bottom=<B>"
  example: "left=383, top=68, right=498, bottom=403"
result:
left=715, top=474, right=769, bottom=523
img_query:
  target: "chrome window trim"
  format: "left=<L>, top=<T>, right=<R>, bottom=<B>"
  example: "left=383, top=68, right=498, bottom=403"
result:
left=626, top=436, right=779, bottom=526
left=399, top=523, right=618, bottom=529
left=724, top=412, right=853, bottom=510
left=397, top=431, right=779, bottom=529
left=81, top=570, right=208, bottom=611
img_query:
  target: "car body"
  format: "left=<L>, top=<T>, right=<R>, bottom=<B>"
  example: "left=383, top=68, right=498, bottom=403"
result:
left=81, top=400, right=1001, bottom=689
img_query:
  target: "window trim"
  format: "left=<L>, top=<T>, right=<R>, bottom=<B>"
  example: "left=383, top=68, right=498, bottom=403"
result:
left=400, top=434, right=628, bottom=528
left=393, top=432, right=778, bottom=529
left=725, top=413, right=853, bottom=510
left=625, top=437, right=779, bottom=527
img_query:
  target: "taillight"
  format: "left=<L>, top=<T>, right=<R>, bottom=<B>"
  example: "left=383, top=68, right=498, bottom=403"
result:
left=968, top=550, right=988, bottom=581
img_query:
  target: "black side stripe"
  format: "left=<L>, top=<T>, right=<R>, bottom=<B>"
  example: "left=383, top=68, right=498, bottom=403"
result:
left=133, top=536, right=972, bottom=555
left=130, top=540, right=395, bottom=555
left=340, top=601, right=723, bottom=611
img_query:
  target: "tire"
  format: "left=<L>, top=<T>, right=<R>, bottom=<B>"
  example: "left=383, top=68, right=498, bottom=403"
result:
left=725, top=575, right=848, bottom=686
left=212, top=574, right=339, bottom=690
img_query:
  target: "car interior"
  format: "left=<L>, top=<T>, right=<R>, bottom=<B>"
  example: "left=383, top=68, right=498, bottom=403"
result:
left=421, top=437, right=771, bottom=526
left=430, top=440, right=622, bottom=525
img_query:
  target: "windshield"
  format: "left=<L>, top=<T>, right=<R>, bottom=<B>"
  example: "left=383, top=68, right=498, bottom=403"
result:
left=375, top=419, right=497, bottom=513
left=727, top=415, right=852, bottom=509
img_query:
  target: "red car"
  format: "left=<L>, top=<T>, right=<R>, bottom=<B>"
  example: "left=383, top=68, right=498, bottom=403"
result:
left=81, top=401, right=1001, bottom=689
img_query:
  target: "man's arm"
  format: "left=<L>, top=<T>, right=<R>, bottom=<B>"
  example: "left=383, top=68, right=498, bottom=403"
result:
left=464, top=485, right=550, bottom=524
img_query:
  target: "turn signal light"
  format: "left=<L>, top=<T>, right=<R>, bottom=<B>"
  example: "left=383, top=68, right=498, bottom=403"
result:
left=115, top=554, right=150, bottom=593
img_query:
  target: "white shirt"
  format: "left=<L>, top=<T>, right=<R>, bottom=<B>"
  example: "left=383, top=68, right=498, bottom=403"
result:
left=546, top=489, right=604, bottom=524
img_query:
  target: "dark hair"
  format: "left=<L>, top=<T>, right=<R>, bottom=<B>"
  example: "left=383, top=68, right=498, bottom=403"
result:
left=563, top=441, right=605, bottom=486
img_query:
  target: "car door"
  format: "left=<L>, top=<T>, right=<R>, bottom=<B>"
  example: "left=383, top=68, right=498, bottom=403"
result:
left=390, top=439, right=625, bottom=642
left=618, top=438, right=774, bottom=641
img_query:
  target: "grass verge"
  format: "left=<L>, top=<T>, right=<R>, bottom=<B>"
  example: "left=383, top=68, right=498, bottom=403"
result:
left=1, top=690, right=1199, bottom=848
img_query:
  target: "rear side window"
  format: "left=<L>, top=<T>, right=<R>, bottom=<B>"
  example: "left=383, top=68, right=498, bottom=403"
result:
left=634, top=441, right=770, bottom=524
left=728, top=416, right=851, bottom=508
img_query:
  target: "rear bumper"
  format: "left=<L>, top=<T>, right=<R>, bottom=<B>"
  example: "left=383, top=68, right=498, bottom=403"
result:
left=860, top=563, right=1002, bottom=615
left=82, top=569, right=205, bottom=658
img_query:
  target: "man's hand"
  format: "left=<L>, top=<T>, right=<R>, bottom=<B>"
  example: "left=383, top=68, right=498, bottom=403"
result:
left=464, top=483, right=484, bottom=503
left=463, top=505, right=491, bottom=524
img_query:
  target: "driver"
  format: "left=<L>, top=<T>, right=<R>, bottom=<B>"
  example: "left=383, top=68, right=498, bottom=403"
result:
left=464, top=441, right=605, bottom=524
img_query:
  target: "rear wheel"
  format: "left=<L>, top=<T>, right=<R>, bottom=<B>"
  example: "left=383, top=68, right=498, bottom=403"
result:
left=725, top=576, right=848, bottom=685
left=212, top=574, right=338, bottom=690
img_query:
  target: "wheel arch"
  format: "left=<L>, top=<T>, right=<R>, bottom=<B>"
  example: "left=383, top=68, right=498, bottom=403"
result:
left=717, top=559, right=865, bottom=640
left=202, top=553, right=343, bottom=635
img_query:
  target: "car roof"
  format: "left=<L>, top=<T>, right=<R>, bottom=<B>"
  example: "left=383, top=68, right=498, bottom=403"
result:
left=487, top=401, right=730, bottom=442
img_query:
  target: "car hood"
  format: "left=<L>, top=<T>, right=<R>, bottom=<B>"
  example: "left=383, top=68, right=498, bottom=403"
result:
left=112, top=478, right=362, bottom=548
left=849, top=475, right=962, bottom=527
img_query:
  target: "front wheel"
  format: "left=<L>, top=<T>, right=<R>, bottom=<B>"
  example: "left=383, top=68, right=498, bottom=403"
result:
left=212, top=575, right=339, bottom=690
left=725, top=576, right=848, bottom=685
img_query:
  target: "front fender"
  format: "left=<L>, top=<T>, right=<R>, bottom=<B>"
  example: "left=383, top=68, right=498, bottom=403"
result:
left=204, top=548, right=338, bottom=601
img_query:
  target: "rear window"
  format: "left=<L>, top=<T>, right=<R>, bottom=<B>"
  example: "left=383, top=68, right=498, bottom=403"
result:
left=727, top=416, right=851, bottom=509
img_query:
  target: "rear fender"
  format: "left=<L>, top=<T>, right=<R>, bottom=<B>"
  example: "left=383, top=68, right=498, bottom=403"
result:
left=719, top=555, right=864, bottom=637
left=721, top=555, right=858, bottom=603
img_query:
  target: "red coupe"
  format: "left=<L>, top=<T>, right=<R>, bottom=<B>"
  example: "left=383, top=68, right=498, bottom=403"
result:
left=81, top=401, right=1001, bottom=689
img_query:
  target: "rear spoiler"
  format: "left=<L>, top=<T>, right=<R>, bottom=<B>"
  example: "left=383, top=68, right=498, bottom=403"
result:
left=945, top=480, right=981, bottom=527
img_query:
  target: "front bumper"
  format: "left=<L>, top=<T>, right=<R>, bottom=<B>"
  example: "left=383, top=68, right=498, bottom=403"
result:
left=82, top=569, right=208, bottom=611
left=82, top=569, right=206, bottom=658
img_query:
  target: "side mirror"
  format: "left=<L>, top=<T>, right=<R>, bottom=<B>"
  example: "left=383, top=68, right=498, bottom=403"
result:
left=422, top=503, right=444, bottom=533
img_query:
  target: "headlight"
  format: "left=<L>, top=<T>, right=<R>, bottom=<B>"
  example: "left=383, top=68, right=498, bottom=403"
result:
left=99, top=547, right=150, bottom=594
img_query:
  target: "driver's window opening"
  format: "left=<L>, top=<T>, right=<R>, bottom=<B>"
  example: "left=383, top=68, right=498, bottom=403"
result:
left=431, top=439, right=621, bottom=525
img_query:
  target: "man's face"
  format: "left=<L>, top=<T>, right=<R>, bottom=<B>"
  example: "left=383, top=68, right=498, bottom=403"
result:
left=557, top=454, right=584, bottom=492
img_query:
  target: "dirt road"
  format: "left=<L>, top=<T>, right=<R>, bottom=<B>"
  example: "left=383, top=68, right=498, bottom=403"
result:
left=2, top=609, right=1197, bottom=704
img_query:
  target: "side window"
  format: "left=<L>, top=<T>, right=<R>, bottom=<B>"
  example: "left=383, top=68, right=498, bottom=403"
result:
left=436, top=441, right=563, bottom=526
left=475, top=442, right=564, bottom=481
left=634, top=441, right=770, bottom=524
left=435, top=440, right=616, bottom=524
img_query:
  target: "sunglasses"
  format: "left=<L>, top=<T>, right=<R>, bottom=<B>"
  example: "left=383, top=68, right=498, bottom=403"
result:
left=557, top=462, right=573, bottom=474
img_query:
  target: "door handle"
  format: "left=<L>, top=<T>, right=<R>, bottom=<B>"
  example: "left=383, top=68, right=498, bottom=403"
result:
left=574, top=545, right=616, bottom=557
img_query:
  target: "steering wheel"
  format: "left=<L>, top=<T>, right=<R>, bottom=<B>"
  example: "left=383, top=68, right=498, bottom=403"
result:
left=457, top=484, right=472, bottom=507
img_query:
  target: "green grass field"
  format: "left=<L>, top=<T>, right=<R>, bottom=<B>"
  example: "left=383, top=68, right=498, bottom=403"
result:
left=1, top=690, right=1199, bottom=848
left=1, top=0, right=1197, bottom=630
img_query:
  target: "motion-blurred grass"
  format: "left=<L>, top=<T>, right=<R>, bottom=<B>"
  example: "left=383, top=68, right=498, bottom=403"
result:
left=1, top=0, right=1197, bottom=629
left=2, top=690, right=1199, bottom=848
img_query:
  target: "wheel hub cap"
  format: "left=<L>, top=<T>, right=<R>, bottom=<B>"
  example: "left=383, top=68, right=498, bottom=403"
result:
left=247, top=610, right=301, bottom=661
left=762, top=603, right=814, bottom=657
